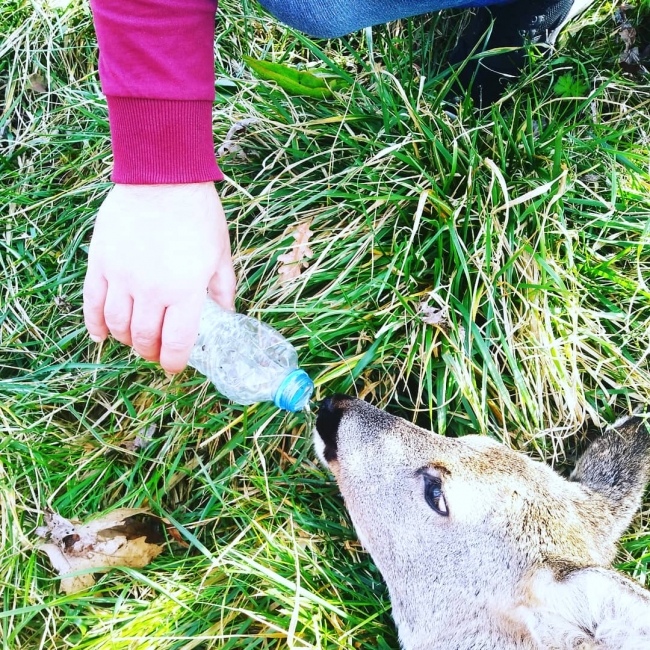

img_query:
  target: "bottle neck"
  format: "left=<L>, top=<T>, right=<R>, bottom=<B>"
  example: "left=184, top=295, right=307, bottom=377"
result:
left=274, top=369, right=314, bottom=412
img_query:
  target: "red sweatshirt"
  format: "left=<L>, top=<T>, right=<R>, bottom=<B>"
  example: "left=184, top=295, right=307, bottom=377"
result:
left=90, top=0, right=224, bottom=184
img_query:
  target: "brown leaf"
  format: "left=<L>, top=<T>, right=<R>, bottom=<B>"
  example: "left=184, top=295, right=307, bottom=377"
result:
left=37, top=508, right=167, bottom=594
left=28, top=73, right=48, bottom=93
left=620, top=46, right=642, bottom=73
left=615, top=4, right=649, bottom=75
left=418, top=297, right=466, bottom=342
left=53, top=295, right=72, bottom=313
left=620, top=23, right=636, bottom=49
left=163, top=522, right=190, bottom=548
left=277, top=220, right=314, bottom=283
left=419, top=302, right=450, bottom=328
left=217, top=117, right=259, bottom=161
left=120, top=424, right=156, bottom=452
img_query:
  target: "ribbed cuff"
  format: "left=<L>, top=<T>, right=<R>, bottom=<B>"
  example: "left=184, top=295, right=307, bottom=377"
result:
left=107, top=96, right=224, bottom=184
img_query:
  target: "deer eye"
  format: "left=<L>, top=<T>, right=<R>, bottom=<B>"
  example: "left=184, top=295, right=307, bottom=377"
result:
left=424, top=475, right=448, bottom=516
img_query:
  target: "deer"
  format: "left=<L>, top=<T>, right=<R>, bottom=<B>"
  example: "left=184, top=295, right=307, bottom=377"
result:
left=314, top=395, right=650, bottom=650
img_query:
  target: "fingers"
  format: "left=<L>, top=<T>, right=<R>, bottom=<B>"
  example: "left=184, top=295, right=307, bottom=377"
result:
left=83, top=270, right=109, bottom=342
left=160, top=298, right=204, bottom=373
left=207, top=255, right=237, bottom=312
left=130, top=299, right=165, bottom=362
left=86, top=278, right=166, bottom=362
left=103, top=286, right=134, bottom=347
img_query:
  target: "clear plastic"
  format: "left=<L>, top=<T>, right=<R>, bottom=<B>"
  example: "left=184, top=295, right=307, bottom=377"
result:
left=187, top=299, right=314, bottom=411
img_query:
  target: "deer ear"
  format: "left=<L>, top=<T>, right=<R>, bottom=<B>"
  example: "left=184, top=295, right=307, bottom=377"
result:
left=569, top=417, right=650, bottom=537
left=518, top=566, right=650, bottom=648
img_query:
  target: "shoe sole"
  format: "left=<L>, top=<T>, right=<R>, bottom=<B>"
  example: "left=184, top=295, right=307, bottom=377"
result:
left=548, top=0, right=597, bottom=45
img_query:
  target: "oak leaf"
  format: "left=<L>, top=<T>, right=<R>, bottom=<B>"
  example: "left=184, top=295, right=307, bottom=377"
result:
left=277, top=220, right=314, bottom=283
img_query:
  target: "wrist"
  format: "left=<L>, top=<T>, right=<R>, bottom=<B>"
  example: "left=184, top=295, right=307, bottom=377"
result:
left=107, top=97, right=224, bottom=184
left=113, top=182, right=216, bottom=192
left=110, top=182, right=221, bottom=208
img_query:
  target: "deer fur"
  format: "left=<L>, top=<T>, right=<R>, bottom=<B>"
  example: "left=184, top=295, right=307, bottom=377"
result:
left=314, top=396, right=650, bottom=650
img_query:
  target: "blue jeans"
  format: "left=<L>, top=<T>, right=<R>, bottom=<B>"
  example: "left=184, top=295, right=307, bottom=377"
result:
left=258, top=0, right=511, bottom=39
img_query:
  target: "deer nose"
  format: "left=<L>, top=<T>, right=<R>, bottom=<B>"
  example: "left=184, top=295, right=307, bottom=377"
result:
left=315, top=394, right=354, bottom=462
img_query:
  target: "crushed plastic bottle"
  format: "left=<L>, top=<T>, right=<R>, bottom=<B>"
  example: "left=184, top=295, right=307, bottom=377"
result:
left=187, top=298, right=314, bottom=412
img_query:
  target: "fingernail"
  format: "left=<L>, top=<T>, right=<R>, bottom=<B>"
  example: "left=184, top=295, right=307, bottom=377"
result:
left=90, top=335, right=103, bottom=343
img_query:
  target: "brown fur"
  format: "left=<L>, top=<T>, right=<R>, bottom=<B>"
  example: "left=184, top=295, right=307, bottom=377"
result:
left=314, top=397, right=650, bottom=650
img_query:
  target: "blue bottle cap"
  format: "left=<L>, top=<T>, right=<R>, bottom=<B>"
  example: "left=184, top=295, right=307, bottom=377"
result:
left=274, top=369, right=314, bottom=412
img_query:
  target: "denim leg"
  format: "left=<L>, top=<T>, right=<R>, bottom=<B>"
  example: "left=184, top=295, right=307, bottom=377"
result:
left=258, top=0, right=512, bottom=38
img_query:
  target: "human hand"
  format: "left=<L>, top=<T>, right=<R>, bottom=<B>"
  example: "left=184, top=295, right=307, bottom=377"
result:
left=83, top=183, right=236, bottom=373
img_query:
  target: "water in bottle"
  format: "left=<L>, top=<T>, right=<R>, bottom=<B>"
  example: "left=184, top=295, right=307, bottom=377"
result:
left=187, top=299, right=314, bottom=412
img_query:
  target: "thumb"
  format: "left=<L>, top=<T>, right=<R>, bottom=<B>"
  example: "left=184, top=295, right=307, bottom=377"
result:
left=207, top=255, right=237, bottom=311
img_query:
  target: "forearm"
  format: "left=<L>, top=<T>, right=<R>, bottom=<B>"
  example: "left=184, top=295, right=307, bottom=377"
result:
left=90, top=0, right=223, bottom=183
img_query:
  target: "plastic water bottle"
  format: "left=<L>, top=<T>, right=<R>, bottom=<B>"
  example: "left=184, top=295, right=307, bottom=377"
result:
left=187, top=299, right=314, bottom=412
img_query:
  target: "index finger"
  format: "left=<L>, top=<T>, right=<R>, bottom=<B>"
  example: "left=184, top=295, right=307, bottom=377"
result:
left=159, top=298, right=204, bottom=373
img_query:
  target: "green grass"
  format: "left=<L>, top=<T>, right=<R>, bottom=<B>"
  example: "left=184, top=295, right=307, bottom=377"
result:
left=2, top=0, right=650, bottom=646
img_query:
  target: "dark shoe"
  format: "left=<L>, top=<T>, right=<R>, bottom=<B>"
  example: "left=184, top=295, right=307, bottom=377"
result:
left=448, top=0, right=596, bottom=106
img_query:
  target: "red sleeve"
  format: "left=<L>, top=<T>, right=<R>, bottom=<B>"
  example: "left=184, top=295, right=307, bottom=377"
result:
left=90, top=0, right=224, bottom=184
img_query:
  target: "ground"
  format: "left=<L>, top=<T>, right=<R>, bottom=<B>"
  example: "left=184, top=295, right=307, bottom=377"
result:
left=1, top=0, right=649, bottom=647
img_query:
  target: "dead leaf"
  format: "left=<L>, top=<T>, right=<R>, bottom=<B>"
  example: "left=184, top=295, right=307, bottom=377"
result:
left=615, top=4, right=649, bottom=75
left=53, top=295, right=72, bottom=313
left=37, top=508, right=166, bottom=594
left=217, top=118, right=259, bottom=161
left=120, top=423, right=156, bottom=452
left=164, top=522, right=189, bottom=548
left=419, top=302, right=451, bottom=328
left=418, top=297, right=466, bottom=342
left=620, top=46, right=643, bottom=74
left=277, top=220, right=314, bottom=283
left=27, top=73, right=48, bottom=93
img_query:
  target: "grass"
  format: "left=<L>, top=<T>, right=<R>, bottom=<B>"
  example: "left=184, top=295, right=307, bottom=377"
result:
left=2, top=0, right=650, bottom=646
